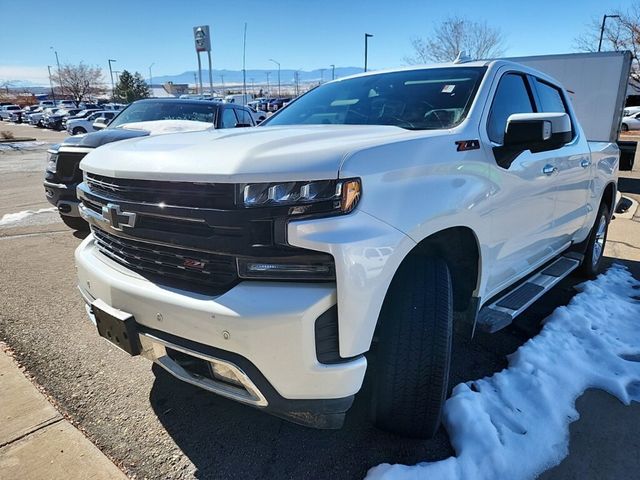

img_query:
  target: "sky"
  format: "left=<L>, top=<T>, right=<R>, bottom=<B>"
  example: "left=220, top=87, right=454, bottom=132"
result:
left=0, top=0, right=628, bottom=85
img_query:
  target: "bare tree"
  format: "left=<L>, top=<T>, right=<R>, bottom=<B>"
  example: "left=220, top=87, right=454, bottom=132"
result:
left=575, top=4, right=640, bottom=89
left=405, top=16, right=505, bottom=64
left=51, top=63, right=104, bottom=105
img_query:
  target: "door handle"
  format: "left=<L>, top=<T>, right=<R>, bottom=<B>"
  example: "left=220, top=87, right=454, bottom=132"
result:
left=542, top=164, right=557, bottom=176
left=580, top=159, right=592, bottom=168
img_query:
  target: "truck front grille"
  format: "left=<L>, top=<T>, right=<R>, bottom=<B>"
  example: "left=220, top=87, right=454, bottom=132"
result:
left=57, top=151, right=86, bottom=181
left=93, top=228, right=238, bottom=294
left=86, top=173, right=236, bottom=209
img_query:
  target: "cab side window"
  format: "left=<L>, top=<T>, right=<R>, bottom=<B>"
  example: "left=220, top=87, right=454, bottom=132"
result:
left=235, top=108, right=254, bottom=126
left=220, top=108, right=239, bottom=128
left=533, top=79, right=566, bottom=113
left=487, top=74, right=535, bottom=144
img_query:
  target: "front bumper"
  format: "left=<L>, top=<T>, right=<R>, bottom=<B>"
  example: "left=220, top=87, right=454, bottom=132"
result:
left=75, top=235, right=367, bottom=417
left=43, top=175, right=80, bottom=217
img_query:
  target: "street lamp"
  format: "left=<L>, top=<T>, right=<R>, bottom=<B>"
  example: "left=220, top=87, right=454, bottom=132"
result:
left=108, top=59, right=117, bottom=98
left=364, top=33, right=373, bottom=72
left=47, top=66, right=56, bottom=104
left=149, top=62, right=155, bottom=88
left=330, top=64, right=335, bottom=80
left=269, top=58, right=281, bottom=97
left=598, top=14, right=621, bottom=52
left=50, top=47, right=61, bottom=102
left=265, top=71, right=271, bottom=94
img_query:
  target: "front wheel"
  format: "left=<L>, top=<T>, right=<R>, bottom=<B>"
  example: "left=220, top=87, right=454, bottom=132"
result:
left=621, top=123, right=629, bottom=132
left=579, top=203, right=609, bottom=278
left=72, top=127, right=87, bottom=135
left=371, top=256, right=452, bottom=438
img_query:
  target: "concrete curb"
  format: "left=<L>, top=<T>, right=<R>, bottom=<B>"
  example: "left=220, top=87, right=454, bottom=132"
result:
left=0, top=346, right=128, bottom=479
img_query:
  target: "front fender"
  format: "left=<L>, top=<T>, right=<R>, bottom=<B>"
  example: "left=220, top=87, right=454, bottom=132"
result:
left=288, top=210, right=416, bottom=357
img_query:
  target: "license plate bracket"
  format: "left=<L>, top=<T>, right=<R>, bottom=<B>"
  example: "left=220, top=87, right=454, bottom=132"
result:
left=92, top=299, right=141, bottom=356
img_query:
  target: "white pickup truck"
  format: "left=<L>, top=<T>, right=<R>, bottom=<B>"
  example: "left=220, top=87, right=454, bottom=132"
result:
left=75, top=52, right=630, bottom=438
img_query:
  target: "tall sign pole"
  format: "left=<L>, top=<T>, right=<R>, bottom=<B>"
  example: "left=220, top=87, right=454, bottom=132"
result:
left=193, top=25, right=212, bottom=96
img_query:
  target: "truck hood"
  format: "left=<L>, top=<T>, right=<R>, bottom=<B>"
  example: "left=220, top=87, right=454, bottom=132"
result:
left=60, top=120, right=213, bottom=149
left=80, top=125, right=414, bottom=183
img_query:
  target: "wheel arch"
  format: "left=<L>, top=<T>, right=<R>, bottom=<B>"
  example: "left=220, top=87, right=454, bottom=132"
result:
left=385, top=226, right=481, bottom=314
left=602, top=181, right=617, bottom=220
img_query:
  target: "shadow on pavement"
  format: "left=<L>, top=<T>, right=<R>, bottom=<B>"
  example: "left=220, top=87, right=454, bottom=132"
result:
left=147, top=258, right=637, bottom=480
left=149, top=364, right=453, bottom=480
left=618, top=176, right=640, bottom=195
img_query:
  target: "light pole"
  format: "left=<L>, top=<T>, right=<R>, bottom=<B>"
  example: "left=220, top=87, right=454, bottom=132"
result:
left=108, top=59, right=116, bottom=98
left=598, top=14, right=621, bottom=52
left=149, top=62, right=155, bottom=89
left=330, top=64, right=335, bottom=80
left=47, top=66, right=56, bottom=104
left=364, top=33, right=373, bottom=72
left=220, top=74, right=225, bottom=93
left=50, top=47, right=61, bottom=101
left=265, top=71, right=271, bottom=95
left=269, top=59, right=281, bottom=97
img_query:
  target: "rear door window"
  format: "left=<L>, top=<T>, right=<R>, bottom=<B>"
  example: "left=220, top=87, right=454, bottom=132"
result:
left=533, top=79, right=567, bottom=113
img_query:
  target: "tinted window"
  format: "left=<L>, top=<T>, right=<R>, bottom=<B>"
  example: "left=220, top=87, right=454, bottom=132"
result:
left=236, top=108, right=254, bottom=126
left=488, top=74, right=534, bottom=144
left=109, top=101, right=217, bottom=127
left=264, top=67, right=485, bottom=130
left=220, top=108, right=238, bottom=128
left=534, top=79, right=566, bottom=113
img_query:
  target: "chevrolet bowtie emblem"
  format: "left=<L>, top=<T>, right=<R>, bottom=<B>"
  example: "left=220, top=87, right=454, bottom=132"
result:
left=102, top=203, right=137, bottom=230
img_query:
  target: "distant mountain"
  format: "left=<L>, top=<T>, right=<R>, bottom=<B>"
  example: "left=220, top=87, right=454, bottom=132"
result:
left=151, top=67, right=363, bottom=86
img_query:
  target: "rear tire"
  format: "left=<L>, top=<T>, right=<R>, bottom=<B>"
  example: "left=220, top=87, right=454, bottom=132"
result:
left=621, top=123, right=629, bottom=132
left=60, top=214, right=89, bottom=231
left=371, top=256, right=452, bottom=438
left=579, top=202, right=609, bottom=278
left=72, top=127, right=86, bottom=135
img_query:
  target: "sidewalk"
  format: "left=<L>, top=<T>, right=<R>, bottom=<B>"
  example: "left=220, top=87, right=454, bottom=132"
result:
left=0, top=347, right=128, bottom=480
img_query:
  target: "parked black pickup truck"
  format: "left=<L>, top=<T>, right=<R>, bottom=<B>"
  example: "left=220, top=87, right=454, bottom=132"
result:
left=44, top=98, right=257, bottom=229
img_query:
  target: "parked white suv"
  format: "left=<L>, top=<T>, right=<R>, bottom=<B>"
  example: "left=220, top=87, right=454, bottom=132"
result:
left=66, top=111, right=117, bottom=135
left=75, top=53, right=626, bottom=437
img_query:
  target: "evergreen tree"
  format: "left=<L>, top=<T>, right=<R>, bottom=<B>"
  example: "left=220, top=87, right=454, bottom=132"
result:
left=113, top=70, right=150, bottom=103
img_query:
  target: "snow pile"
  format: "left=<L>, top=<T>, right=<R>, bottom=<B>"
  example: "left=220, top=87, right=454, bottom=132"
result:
left=0, top=207, right=57, bottom=226
left=0, top=141, right=48, bottom=152
left=367, top=265, right=640, bottom=480
left=118, top=120, right=213, bottom=135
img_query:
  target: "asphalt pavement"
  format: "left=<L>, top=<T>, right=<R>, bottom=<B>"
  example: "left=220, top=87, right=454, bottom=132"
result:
left=0, top=123, right=639, bottom=479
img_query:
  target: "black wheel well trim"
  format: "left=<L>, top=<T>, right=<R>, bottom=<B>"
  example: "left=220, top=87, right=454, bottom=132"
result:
left=373, top=226, right=481, bottom=342
left=602, top=181, right=617, bottom=221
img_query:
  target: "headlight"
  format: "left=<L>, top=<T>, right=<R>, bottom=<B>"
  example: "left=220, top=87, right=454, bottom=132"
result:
left=240, top=178, right=361, bottom=215
left=46, top=150, right=58, bottom=173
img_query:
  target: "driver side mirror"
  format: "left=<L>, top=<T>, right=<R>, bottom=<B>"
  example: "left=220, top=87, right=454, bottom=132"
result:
left=495, top=112, right=572, bottom=168
left=93, top=118, right=109, bottom=131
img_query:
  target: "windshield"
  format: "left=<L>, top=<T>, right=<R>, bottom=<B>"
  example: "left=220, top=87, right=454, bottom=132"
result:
left=109, top=101, right=217, bottom=128
left=264, top=67, right=485, bottom=130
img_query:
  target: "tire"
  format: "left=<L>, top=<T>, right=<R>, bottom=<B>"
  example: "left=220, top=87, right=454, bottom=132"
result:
left=579, top=202, right=609, bottom=278
left=60, top=214, right=89, bottom=231
left=72, top=127, right=87, bottom=135
left=371, top=256, right=453, bottom=438
left=621, top=123, right=629, bottom=132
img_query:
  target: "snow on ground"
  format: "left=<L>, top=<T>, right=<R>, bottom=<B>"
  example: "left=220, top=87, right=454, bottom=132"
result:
left=0, top=141, right=48, bottom=152
left=367, top=265, right=640, bottom=480
left=0, top=207, right=57, bottom=226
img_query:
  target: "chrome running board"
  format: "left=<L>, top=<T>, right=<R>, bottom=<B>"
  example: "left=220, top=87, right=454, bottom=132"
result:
left=477, top=253, right=583, bottom=333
